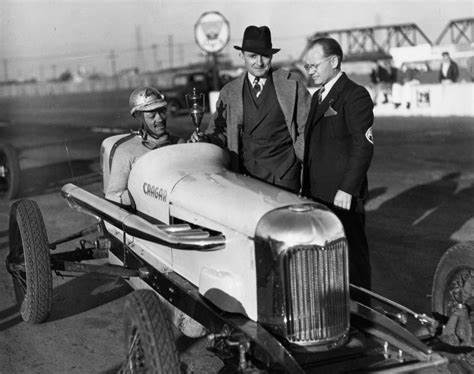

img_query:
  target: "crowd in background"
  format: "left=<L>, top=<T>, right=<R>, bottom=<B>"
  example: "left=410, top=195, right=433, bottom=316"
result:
left=368, top=51, right=472, bottom=109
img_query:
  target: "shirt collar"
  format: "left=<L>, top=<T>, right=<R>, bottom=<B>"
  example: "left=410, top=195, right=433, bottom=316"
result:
left=247, top=72, right=267, bottom=87
left=321, top=70, right=343, bottom=100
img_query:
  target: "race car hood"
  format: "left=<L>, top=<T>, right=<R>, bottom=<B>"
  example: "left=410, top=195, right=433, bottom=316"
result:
left=127, top=143, right=307, bottom=237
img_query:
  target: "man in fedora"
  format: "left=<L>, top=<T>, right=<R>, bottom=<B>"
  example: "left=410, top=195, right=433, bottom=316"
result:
left=190, top=25, right=311, bottom=193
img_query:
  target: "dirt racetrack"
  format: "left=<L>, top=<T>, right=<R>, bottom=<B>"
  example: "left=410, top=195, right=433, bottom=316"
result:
left=0, top=109, right=473, bottom=372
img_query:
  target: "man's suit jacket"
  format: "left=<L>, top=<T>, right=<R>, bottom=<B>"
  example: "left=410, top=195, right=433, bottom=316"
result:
left=205, top=68, right=311, bottom=171
left=439, top=61, right=459, bottom=82
left=302, top=73, right=374, bottom=206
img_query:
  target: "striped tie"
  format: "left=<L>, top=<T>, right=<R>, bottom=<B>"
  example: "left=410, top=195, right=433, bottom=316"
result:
left=317, top=86, right=325, bottom=104
left=253, top=77, right=261, bottom=97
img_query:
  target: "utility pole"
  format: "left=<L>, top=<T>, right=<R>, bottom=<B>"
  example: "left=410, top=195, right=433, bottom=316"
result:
left=168, top=34, right=174, bottom=68
left=178, top=43, right=184, bottom=67
left=152, top=43, right=160, bottom=71
left=39, top=64, right=45, bottom=82
left=109, top=50, right=117, bottom=76
left=135, top=25, right=146, bottom=72
left=2, top=59, right=8, bottom=82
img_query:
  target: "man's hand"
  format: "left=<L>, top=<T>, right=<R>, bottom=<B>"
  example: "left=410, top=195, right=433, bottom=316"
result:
left=334, top=189, right=352, bottom=210
left=188, top=129, right=205, bottom=143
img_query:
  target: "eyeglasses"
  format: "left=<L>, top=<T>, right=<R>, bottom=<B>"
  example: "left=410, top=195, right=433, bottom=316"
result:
left=303, top=56, right=332, bottom=72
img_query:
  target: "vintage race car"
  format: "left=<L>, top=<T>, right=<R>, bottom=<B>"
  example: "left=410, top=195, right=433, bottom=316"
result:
left=6, top=136, right=471, bottom=373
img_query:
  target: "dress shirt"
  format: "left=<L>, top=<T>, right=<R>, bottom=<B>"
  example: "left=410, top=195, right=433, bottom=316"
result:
left=321, top=71, right=343, bottom=102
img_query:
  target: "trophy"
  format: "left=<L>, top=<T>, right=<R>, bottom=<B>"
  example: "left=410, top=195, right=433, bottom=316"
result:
left=185, top=87, right=206, bottom=131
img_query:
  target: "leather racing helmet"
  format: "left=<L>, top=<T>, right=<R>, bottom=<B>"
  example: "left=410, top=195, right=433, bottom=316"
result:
left=129, top=87, right=167, bottom=116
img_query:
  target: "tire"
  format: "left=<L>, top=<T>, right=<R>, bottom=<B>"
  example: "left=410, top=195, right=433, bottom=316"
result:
left=121, top=289, right=180, bottom=374
left=0, top=143, right=21, bottom=200
left=7, top=199, right=52, bottom=323
left=432, top=242, right=474, bottom=316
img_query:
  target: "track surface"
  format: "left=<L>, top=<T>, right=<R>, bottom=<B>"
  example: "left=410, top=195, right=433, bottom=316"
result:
left=0, top=112, right=473, bottom=373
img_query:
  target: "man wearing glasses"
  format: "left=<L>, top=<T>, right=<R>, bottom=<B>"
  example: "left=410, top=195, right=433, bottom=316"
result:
left=302, top=38, right=374, bottom=289
left=190, top=25, right=311, bottom=193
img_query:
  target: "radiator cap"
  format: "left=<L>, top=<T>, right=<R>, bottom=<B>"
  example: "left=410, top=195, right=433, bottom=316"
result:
left=255, top=203, right=344, bottom=247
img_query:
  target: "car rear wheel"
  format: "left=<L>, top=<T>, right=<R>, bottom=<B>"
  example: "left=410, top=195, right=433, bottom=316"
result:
left=431, top=241, right=474, bottom=368
left=432, top=242, right=474, bottom=317
left=6, top=199, right=52, bottom=323
left=121, top=289, right=180, bottom=374
left=0, top=143, right=21, bottom=200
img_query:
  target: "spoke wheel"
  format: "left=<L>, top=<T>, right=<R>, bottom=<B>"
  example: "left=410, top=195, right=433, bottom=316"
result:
left=0, top=143, right=21, bottom=200
left=120, top=290, right=180, bottom=374
left=7, top=199, right=52, bottom=323
left=432, top=242, right=474, bottom=317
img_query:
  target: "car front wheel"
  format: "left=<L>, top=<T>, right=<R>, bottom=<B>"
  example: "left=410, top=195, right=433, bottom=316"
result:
left=120, top=289, right=180, bottom=374
left=6, top=199, right=52, bottom=323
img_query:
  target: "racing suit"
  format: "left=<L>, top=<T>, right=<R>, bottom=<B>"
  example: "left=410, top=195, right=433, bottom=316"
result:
left=105, top=133, right=178, bottom=205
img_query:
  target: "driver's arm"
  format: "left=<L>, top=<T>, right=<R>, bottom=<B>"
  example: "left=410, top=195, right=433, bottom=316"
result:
left=105, top=150, right=133, bottom=206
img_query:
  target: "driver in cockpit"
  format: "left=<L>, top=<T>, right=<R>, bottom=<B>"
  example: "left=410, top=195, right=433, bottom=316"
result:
left=105, top=87, right=183, bottom=206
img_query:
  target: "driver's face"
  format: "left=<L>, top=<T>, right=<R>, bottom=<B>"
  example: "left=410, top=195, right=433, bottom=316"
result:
left=142, top=107, right=167, bottom=137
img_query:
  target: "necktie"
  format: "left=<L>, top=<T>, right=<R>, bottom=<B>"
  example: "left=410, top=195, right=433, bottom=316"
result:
left=317, top=86, right=325, bottom=104
left=253, top=77, right=261, bottom=97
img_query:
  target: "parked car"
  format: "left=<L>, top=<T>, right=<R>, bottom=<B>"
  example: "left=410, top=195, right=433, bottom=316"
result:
left=164, top=70, right=218, bottom=116
left=0, top=142, right=20, bottom=200
left=7, top=135, right=472, bottom=372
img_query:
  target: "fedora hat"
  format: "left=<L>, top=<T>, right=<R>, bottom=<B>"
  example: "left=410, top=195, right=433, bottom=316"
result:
left=234, top=25, right=280, bottom=57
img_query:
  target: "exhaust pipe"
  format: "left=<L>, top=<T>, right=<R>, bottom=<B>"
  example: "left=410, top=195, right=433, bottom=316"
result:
left=61, top=183, right=225, bottom=251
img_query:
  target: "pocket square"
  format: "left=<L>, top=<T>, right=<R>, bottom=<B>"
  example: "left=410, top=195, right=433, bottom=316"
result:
left=324, top=106, right=338, bottom=117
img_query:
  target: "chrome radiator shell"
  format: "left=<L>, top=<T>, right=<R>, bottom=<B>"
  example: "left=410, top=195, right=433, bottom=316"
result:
left=255, top=203, right=350, bottom=350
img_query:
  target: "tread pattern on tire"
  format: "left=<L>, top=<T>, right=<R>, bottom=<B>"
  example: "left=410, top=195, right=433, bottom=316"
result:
left=432, top=241, right=474, bottom=315
left=123, top=289, right=180, bottom=374
left=9, top=199, right=52, bottom=323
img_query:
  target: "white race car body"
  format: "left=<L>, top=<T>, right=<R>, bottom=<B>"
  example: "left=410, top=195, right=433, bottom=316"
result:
left=100, top=142, right=343, bottom=321
left=57, top=136, right=450, bottom=372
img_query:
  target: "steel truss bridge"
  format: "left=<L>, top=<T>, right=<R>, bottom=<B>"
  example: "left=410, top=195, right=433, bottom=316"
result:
left=435, top=18, right=474, bottom=45
left=301, top=18, right=474, bottom=62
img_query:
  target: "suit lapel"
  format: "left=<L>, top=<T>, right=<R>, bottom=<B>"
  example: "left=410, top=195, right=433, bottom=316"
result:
left=311, top=73, right=348, bottom=126
left=273, top=70, right=295, bottom=127
left=232, top=74, right=245, bottom=126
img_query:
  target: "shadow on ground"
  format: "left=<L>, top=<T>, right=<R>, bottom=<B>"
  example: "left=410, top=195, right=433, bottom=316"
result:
left=48, top=273, right=131, bottom=322
left=0, top=273, right=131, bottom=332
left=367, top=172, right=474, bottom=313
left=17, top=159, right=100, bottom=198
left=0, top=304, right=22, bottom=332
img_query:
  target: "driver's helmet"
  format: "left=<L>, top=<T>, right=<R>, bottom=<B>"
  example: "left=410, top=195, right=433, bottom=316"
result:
left=129, top=87, right=167, bottom=116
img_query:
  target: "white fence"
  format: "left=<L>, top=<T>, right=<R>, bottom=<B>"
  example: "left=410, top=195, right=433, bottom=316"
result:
left=0, top=73, right=175, bottom=98
left=373, top=82, right=474, bottom=117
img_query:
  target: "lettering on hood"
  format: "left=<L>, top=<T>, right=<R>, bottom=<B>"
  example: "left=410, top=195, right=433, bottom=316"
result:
left=143, top=182, right=167, bottom=202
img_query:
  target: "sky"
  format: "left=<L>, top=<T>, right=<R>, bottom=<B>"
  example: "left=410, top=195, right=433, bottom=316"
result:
left=0, top=0, right=473, bottom=80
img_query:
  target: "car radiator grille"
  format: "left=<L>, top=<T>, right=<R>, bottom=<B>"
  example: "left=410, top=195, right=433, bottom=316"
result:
left=284, top=239, right=349, bottom=344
